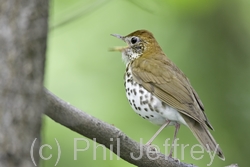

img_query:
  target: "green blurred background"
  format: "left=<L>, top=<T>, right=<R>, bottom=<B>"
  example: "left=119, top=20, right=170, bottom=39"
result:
left=43, top=0, right=250, bottom=166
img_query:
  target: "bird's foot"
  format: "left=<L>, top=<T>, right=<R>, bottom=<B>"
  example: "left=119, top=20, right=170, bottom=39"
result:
left=167, top=153, right=180, bottom=163
left=145, top=143, right=158, bottom=152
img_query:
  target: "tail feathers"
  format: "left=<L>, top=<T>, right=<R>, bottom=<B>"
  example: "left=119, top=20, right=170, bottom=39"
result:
left=182, top=115, right=225, bottom=160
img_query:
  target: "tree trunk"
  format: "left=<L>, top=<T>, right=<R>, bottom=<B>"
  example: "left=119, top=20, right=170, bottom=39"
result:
left=0, top=0, right=48, bottom=166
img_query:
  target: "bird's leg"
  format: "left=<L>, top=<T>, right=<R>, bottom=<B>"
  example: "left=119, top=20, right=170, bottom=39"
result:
left=146, top=120, right=171, bottom=146
left=168, top=123, right=180, bottom=158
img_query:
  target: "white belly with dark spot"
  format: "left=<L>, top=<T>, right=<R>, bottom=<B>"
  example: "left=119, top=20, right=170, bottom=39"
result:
left=124, top=67, right=187, bottom=126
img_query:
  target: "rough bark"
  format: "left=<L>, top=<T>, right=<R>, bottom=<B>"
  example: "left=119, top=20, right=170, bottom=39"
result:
left=0, top=0, right=48, bottom=167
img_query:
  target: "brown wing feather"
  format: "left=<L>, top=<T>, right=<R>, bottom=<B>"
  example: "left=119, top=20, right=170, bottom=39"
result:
left=131, top=56, right=212, bottom=128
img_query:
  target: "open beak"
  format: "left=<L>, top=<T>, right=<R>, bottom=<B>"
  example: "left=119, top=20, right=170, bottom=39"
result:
left=111, top=34, right=125, bottom=41
left=110, top=34, right=128, bottom=52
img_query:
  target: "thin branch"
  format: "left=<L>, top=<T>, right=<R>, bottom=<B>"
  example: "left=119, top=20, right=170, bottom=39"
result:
left=44, top=88, right=196, bottom=167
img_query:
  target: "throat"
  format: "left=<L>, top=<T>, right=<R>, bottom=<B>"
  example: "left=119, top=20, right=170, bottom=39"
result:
left=121, top=50, right=140, bottom=65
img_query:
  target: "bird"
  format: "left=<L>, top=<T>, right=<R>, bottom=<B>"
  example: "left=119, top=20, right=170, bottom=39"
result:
left=111, top=29, right=225, bottom=160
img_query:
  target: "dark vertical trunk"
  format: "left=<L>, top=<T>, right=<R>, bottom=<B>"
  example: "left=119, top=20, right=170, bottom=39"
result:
left=0, top=0, right=48, bottom=166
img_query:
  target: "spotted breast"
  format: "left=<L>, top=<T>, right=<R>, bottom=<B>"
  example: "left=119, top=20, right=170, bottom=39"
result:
left=124, top=64, right=187, bottom=126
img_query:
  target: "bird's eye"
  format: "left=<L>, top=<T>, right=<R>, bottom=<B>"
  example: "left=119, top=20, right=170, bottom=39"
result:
left=131, top=37, right=138, bottom=44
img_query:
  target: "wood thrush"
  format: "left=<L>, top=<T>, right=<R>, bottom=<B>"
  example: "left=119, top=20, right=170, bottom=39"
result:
left=111, top=30, right=225, bottom=160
